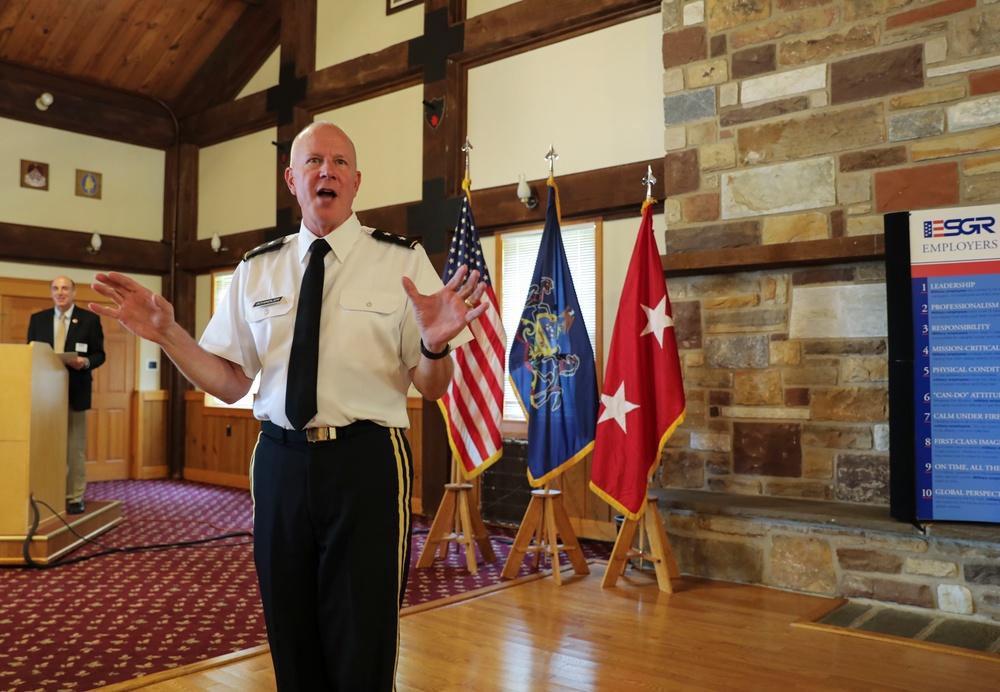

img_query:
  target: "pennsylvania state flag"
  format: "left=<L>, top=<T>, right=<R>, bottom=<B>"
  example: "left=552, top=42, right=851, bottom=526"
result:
left=508, top=180, right=598, bottom=487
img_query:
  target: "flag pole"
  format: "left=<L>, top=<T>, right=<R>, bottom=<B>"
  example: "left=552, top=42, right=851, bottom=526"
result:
left=416, top=137, right=498, bottom=574
left=598, top=166, right=682, bottom=592
left=501, top=144, right=591, bottom=585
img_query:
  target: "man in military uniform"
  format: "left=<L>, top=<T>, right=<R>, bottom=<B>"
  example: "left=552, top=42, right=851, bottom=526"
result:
left=91, top=122, right=487, bottom=691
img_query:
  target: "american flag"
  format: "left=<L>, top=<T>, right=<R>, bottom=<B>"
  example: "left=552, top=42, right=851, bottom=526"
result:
left=437, top=190, right=507, bottom=478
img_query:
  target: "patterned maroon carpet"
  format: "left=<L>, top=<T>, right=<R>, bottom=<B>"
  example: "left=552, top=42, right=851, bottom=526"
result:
left=0, top=479, right=611, bottom=692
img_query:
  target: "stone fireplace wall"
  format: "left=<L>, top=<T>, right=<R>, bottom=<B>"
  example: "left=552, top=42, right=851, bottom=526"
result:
left=664, top=263, right=891, bottom=502
left=658, top=0, right=1000, bottom=505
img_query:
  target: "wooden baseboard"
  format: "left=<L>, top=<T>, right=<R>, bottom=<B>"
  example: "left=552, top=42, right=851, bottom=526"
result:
left=183, top=467, right=250, bottom=489
left=134, top=465, right=169, bottom=479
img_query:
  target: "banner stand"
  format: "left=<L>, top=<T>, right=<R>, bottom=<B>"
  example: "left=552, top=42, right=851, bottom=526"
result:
left=415, top=462, right=496, bottom=575
left=601, top=495, right=679, bottom=593
left=500, top=485, right=589, bottom=585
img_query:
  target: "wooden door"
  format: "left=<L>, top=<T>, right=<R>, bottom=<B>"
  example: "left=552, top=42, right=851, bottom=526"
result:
left=87, top=314, right=134, bottom=480
left=0, top=281, right=136, bottom=481
left=0, top=296, right=52, bottom=343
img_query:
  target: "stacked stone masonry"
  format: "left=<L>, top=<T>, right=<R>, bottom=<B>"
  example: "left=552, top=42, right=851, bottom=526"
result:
left=656, top=0, right=1000, bottom=621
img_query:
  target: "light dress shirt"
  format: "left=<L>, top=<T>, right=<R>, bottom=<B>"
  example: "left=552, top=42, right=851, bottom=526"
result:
left=200, top=214, right=455, bottom=430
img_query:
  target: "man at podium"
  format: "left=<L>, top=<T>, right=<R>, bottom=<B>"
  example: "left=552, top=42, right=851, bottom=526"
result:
left=26, top=276, right=105, bottom=514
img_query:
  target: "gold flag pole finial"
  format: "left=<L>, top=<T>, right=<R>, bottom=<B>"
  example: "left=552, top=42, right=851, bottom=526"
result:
left=462, top=138, right=473, bottom=195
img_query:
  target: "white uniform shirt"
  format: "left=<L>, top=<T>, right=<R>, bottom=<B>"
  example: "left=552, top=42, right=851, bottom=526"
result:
left=200, top=214, right=447, bottom=429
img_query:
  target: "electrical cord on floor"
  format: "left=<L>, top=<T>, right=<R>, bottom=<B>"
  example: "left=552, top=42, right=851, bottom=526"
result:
left=17, top=493, right=253, bottom=570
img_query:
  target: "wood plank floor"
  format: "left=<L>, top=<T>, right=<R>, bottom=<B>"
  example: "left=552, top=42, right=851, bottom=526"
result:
left=101, top=563, right=1000, bottom=691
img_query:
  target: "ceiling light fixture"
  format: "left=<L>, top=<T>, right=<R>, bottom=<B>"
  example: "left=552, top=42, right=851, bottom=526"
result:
left=35, top=92, right=54, bottom=111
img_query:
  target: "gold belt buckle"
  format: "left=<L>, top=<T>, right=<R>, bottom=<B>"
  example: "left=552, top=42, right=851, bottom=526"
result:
left=306, top=427, right=336, bottom=442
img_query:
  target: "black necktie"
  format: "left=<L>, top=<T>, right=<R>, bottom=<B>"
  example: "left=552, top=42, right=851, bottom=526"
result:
left=286, top=239, right=331, bottom=430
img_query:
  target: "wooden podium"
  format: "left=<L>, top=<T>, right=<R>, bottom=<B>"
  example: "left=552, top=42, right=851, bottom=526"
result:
left=0, top=343, right=121, bottom=565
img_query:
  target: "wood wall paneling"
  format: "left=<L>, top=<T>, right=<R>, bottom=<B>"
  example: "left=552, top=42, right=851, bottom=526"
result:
left=134, top=391, right=169, bottom=479
left=183, top=392, right=255, bottom=489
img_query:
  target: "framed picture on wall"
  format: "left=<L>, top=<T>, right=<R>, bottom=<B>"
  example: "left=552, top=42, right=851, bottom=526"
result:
left=387, top=0, right=421, bottom=14
left=20, top=160, right=49, bottom=190
left=76, top=169, right=102, bottom=199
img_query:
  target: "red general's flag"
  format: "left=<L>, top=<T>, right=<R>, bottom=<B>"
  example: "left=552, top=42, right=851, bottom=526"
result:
left=438, top=185, right=507, bottom=478
left=589, top=201, right=685, bottom=519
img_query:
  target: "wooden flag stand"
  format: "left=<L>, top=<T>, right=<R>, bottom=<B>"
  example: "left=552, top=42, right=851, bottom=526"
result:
left=500, top=485, right=590, bottom=585
left=602, top=494, right=679, bottom=592
left=416, top=463, right=496, bottom=574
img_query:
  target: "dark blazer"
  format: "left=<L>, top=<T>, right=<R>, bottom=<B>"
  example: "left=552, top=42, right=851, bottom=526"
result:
left=27, top=305, right=106, bottom=411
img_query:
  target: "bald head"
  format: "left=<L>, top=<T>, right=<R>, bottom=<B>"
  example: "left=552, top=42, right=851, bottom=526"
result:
left=50, top=276, right=76, bottom=311
left=289, top=122, right=358, bottom=169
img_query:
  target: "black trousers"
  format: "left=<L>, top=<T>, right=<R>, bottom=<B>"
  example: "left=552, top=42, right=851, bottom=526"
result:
left=251, top=421, right=413, bottom=691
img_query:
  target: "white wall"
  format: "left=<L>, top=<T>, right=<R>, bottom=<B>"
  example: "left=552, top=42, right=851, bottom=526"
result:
left=315, top=0, right=422, bottom=71
left=0, top=117, right=164, bottom=240
left=236, top=48, right=280, bottom=99
left=467, top=14, right=664, bottom=189
left=198, top=128, right=278, bottom=238
left=467, top=0, right=520, bottom=18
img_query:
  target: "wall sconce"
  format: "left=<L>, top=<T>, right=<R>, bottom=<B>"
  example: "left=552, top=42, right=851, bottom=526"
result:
left=87, top=232, right=102, bottom=254
left=517, top=174, right=537, bottom=209
left=35, top=92, right=54, bottom=111
left=211, top=233, right=227, bottom=253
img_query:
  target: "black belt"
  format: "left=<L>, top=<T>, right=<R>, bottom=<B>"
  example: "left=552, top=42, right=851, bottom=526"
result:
left=261, top=419, right=382, bottom=444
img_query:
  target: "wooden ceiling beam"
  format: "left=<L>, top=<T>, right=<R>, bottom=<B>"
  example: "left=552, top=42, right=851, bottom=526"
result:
left=307, top=44, right=422, bottom=113
left=179, top=91, right=272, bottom=147
left=0, top=61, right=176, bottom=149
left=0, top=222, right=171, bottom=274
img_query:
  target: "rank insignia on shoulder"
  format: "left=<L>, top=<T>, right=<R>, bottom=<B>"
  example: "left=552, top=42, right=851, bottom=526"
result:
left=243, top=237, right=286, bottom=261
left=372, top=229, right=420, bottom=249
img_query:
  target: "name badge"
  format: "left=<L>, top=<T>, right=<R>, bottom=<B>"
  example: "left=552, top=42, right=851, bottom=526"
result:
left=253, top=296, right=283, bottom=308
left=76, top=343, right=89, bottom=353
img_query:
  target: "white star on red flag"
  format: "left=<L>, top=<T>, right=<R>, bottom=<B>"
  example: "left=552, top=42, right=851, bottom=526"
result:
left=641, top=296, right=673, bottom=347
left=598, top=381, right=641, bottom=433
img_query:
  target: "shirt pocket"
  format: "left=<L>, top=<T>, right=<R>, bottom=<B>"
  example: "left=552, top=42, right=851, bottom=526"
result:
left=337, top=290, right=401, bottom=363
left=339, top=290, right=399, bottom=316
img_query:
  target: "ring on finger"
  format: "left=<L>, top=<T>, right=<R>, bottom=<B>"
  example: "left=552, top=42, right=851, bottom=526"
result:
left=464, top=298, right=475, bottom=309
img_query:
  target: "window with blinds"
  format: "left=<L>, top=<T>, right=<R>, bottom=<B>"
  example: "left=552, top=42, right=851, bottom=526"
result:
left=499, top=221, right=598, bottom=422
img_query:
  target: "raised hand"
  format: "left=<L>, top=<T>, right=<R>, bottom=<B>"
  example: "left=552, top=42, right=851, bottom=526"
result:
left=401, top=265, right=487, bottom=352
left=89, top=271, right=177, bottom=345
